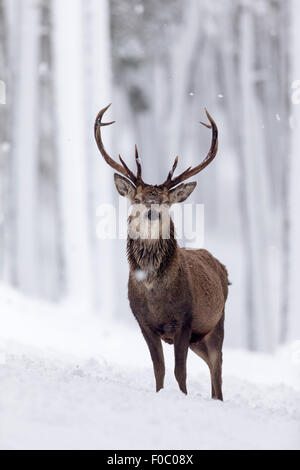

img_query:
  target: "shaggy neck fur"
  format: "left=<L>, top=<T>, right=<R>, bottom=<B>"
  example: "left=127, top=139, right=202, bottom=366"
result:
left=127, top=221, right=177, bottom=279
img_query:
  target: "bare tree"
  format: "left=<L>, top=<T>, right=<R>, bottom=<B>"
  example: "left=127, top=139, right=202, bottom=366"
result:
left=53, top=0, right=94, bottom=308
left=0, top=0, right=24, bottom=287
left=279, top=0, right=291, bottom=344
left=238, top=4, right=273, bottom=350
left=36, top=0, right=63, bottom=300
left=0, top=0, right=9, bottom=278
left=287, top=0, right=300, bottom=341
left=13, top=0, right=40, bottom=295
left=82, top=0, right=115, bottom=315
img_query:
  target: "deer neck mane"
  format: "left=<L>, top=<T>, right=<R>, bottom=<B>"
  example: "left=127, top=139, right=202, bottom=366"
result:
left=127, top=222, right=177, bottom=279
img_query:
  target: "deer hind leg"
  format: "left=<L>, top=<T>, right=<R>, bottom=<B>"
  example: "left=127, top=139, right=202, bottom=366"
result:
left=190, top=314, right=224, bottom=401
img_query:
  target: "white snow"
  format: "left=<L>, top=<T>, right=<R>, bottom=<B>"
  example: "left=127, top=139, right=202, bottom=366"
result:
left=0, top=283, right=299, bottom=450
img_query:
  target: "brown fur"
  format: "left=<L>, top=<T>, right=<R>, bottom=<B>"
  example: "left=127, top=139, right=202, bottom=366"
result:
left=126, top=198, right=229, bottom=400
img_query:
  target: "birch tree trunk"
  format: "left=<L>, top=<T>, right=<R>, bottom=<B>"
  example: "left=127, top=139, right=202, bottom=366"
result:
left=0, top=0, right=9, bottom=277
left=167, top=0, right=200, bottom=160
left=278, top=0, right=291, bottom=344
left=287, top=0, right=300, bottom=341
left=37, top=0, right=62, bottom=300
left=82, top=0, right=115, bottom=316
left=53, top=0, right=93, bottom=309
left=14, top=0, right=39, bottom=295
left=1, top=0, right=20, bottom=286
left=239, top=4, right=273, bottom=350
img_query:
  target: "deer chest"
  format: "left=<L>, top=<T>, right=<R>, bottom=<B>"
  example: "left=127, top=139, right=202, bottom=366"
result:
left=128, top=277, right=193, bottom=340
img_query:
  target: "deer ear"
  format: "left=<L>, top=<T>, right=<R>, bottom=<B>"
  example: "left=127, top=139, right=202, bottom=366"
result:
left=169, top=182, right=197, bottom=204
left=114, top=174, right=136, bottom=199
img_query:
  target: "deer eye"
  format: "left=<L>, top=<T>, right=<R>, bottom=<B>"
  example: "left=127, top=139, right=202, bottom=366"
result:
left=134, top=199, right=140, bottom=204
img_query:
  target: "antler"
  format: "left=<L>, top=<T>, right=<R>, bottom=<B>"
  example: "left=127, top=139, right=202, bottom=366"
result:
left=94, top=104, right=143, bottom=186
left=162, top=109, right=218, bottom=189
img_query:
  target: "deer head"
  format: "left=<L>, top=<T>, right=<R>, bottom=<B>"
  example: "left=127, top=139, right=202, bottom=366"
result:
left=94, top=104, right=218, bottom=240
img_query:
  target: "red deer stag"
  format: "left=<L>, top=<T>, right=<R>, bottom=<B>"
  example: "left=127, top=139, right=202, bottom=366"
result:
left=94, top=104, right=230, bottom=400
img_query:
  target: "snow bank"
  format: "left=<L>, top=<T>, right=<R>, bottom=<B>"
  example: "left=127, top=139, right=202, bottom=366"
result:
left=0, top=283, right=299, bottom=449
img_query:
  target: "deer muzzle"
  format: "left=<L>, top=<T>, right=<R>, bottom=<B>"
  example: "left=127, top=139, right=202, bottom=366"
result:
left=147, top=209, right=160, bottom=221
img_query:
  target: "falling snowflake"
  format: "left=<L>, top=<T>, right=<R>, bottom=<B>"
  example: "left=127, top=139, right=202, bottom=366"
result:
left=134, top=4, right=144, bottom=15
left=38, top=62, right=49, bottom=76
left=1, top=142, right=11, bottom=153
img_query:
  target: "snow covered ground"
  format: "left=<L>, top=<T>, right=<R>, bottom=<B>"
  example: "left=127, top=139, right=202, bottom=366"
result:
left=0, top=283, right=299, bottom=450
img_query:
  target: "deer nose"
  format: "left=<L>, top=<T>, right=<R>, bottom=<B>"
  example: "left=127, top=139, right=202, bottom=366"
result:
left=147, top=209, right=159, bottom=221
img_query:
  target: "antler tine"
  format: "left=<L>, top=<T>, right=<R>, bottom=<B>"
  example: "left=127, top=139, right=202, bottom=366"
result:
left=94, top=104, right=138, bottom=184
left=135, top=144, right=142, bottom=181
left=165, top=155, right=179, bottom=183
left=118, top=154, right=138, bottom=182
left=163, top=109, right=218, bottom=189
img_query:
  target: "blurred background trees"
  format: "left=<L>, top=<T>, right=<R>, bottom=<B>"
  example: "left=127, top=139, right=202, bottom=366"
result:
left=0, top=0, right=298, bottom=351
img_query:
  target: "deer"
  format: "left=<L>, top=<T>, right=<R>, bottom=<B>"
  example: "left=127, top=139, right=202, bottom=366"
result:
left=94, top=104, right=230, bottom=400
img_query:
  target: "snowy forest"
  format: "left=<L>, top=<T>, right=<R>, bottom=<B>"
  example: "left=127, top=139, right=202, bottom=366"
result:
left=1, top=0, right=299, bottom=350
left=0, top=0, right=300, bottom=451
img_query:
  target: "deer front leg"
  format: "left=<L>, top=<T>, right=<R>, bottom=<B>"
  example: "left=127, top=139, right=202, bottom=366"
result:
left=140, top=325, right=165, bottom=392
left=174, top=323, right=191, bottom=394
